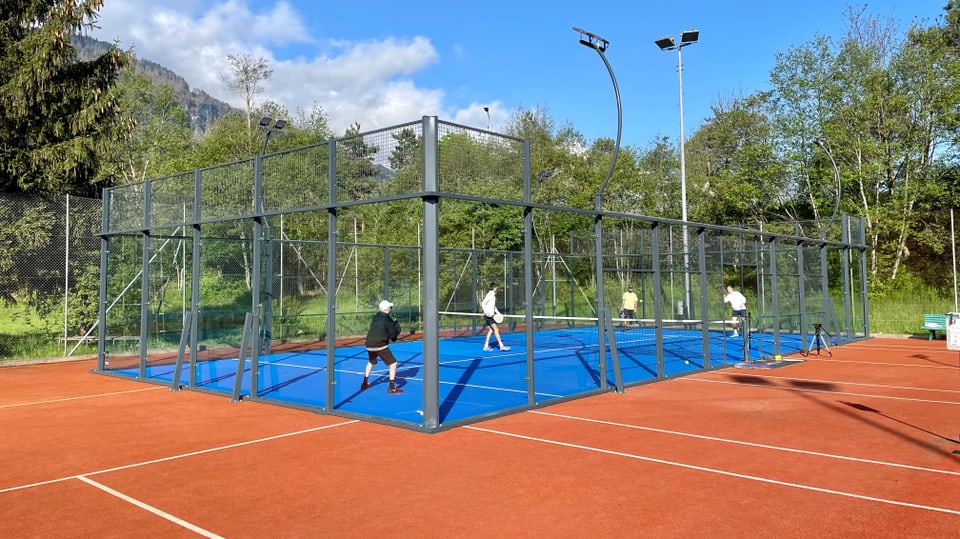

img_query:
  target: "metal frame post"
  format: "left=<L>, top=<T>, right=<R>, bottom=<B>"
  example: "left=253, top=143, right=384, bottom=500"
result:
left=421, top=116, right=441, bottom=428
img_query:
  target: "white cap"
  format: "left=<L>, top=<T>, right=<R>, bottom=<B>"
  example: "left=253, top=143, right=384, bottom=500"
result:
left=378, top=300, right=394, bottom=312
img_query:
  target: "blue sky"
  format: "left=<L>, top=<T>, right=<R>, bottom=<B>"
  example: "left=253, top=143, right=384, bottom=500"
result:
left=90, top=0, right=947, bottom=148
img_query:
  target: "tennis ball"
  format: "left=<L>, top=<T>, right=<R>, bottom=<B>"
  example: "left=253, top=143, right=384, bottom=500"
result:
left=684, top=360, right=690, bottom=364
left=774, top=354, right=782, bottom=361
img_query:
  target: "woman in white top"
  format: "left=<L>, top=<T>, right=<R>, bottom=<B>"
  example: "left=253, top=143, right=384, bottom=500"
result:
left=481, top=282, right=510, bottom=351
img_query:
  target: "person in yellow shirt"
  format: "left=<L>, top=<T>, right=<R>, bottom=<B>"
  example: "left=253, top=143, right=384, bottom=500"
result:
left=620, top=286, right=640, bottom=327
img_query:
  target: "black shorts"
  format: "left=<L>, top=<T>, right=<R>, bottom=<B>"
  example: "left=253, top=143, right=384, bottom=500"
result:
left=483, top=316, right=496, bottom=327
left=622, top=309, right=636, bottom=319
left=366, top=347, right=397, bottom=366
left=732, top=309, right=747, bottom=318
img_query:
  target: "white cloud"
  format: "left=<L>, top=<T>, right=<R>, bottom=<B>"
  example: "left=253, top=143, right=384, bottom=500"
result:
left=90, top=0, right=480, bottom=135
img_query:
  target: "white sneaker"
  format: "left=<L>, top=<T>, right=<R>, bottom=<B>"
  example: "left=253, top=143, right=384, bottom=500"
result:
left=483, top=345, right=493, bottom=351
left=499, top=346, right=511, bottom=351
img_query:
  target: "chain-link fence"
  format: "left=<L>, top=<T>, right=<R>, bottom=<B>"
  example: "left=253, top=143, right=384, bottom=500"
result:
left=0, top=193, right=101, bottom=359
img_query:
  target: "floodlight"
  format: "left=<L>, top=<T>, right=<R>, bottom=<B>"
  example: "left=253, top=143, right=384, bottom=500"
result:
left=680, top=29, right=699, bottom=44
left=655, top=36, right=676, bottom=50
left=573, top=26, right=609, bottom=52
left=259, top=117, right=288, bottom=155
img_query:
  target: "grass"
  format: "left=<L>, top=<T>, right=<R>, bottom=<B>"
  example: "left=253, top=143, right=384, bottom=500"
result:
left=869, top=297, right=955, bottom=335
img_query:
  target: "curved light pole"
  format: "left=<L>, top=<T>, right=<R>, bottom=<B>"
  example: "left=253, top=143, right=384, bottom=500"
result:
left=574, top=26, right=623, bottom=392
left=656, top=29, right=698, bottom=318
left=257, top=117, right=286, bottom=354
left=813, top=139, right=841, bottom=240
left=812, top=138, right=842, bottom=346
left=573, top=27, right=622, bottom=301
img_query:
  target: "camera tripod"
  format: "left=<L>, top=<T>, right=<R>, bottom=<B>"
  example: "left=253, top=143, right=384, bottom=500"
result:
left=803, top=323, right=832, bottom=357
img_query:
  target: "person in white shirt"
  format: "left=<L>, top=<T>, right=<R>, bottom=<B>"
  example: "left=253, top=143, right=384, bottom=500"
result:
left=481, top=282, right=510, bottom=351
left=723, top=285, right=748, bottom=337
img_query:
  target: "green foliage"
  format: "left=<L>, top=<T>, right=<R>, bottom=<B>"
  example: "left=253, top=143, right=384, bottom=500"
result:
left=686, top=94, right=788, bottom=225
left=189, top=112, right=255, bottom=166
left=0, top=1, right=132, bottom=195
left=99, top=71, right=194, bottom=184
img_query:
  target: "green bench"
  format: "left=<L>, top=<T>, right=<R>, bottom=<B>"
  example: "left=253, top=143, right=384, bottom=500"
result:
left=920, top=314, right=948, bottom=340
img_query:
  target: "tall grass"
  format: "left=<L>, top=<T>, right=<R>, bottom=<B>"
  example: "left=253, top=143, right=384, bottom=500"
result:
left=868, top=273, right=957, bottom=335
left=0, top=302, right=97, bottom=360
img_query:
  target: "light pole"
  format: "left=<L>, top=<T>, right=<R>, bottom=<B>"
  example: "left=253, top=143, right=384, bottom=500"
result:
left=811, top=138, right=843, bottom=345
left=574, top=26, right=623, bottom=392
left=259, top=117, right=287, bottom=155
left=257, top=116, right=286, bottom=354
left=483, top=106, right=491, bottom=131
left=656, top=29, right=698, bottom=319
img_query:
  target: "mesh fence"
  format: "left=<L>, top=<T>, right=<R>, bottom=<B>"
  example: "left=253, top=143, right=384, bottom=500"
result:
left=0, top=194, right=102, bottom=359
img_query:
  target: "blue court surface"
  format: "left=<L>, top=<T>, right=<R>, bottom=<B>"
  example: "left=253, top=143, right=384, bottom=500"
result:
left=109, top=325, right=806, bottom=426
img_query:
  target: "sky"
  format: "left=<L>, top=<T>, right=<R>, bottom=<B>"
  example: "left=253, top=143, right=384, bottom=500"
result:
left=89, top=0, right=947, bottom=149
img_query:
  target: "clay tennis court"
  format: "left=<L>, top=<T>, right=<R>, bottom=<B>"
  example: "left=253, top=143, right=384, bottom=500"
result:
left=2, top=337, right=958, bottom=537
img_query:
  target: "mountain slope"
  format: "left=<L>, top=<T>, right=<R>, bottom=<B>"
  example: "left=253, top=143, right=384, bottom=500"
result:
left=74, top=35, right=234, bottom=135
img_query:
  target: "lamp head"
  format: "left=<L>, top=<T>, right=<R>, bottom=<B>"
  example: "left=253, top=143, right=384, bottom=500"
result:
left=573, top=26, right=609, bottom=52
left=680, top=29, right=699, bottom=44
left=273, top=119, right=287, bottom=130
left=259, top=117, right=272, bottom=127
left=655, top=36, right=676, bottom=50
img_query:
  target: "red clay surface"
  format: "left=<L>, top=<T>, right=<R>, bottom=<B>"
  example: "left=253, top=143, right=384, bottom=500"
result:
left=1, top=337, right=958, bottom=537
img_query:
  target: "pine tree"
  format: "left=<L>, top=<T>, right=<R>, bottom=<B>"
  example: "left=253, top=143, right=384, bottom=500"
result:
left=0, top=1, right=131, bottom=196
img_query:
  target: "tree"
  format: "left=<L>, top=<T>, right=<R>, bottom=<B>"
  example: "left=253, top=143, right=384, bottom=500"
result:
left=0, top=0, right=132, bottom=196
left=389, top=127, right=419, bottom=171
left=218, top=52, right=272, bottom=133
left=765, top=6, right=958, bottom=284
left=339, top=121, right=381, bottom=201
left=100, top=70, right=193, bottom=184
left=633, top=136, right=680, bottom=217
left=685, top=93, right=787, bottom=226
left=290, top=102, right=333, bottom=144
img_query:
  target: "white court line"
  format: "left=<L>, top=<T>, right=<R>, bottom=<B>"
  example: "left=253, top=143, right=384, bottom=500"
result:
left=347, top=367, right=564, bottom=398
left=0, top=420, right=358, bottom=495
left=465, top=425, right=960, bottom=516
left=681, top=377, right=960, bottom=406
left=800, top=357, right=956, bottom=369
left=708, top=373, right=960, bottom=395
left=530, top=411, right=960, bottom=476
left=0, top=387, right=164, bottom=409
left=76, top=476, right=223, bottom=539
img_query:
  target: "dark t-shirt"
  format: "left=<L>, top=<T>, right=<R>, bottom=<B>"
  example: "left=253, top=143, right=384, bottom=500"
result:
left=365, top=311, right=400, bottom=348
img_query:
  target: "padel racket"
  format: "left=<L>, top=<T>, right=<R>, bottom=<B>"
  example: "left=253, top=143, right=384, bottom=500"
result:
left=493, top=313, right=504, bottom=324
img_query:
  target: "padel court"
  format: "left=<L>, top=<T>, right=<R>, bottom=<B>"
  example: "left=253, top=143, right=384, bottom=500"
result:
left=95, top=117, right=868, bottom=431
left=107, top=319, right=808, bottom=425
